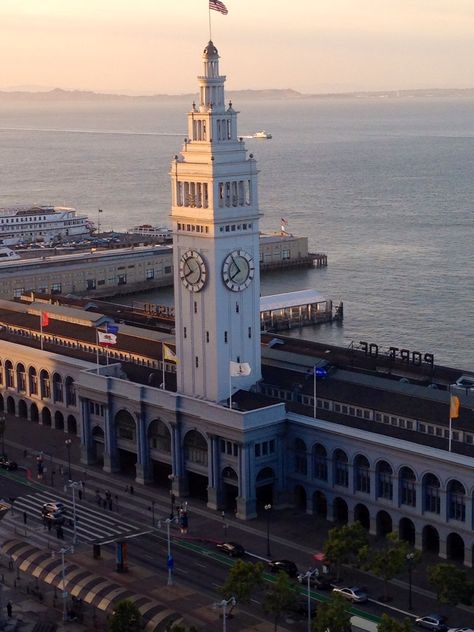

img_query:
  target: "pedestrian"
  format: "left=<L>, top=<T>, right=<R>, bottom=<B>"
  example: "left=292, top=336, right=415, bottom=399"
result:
left=6, top=601, right=12, bottom=618
left=95, top=490, right=101, bottom=506
left=47, top=518, right=52, bottom=532
left=78, top=489, right=82, bottom=501
left=23, top=511, right=27, bottom=525
left=114, top=494, right=119, bottom=510
left=108, top=499, right=113, bottom=511
left=125, top=485, right=129, bottom=493
left=129, top=485, right=134, bottom=495
left=59, top=465, right=64, bottom=476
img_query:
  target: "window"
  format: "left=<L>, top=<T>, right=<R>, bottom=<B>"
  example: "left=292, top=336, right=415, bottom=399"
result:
left=146, top=268, right=154, bottom=280
left=355, top=456, right=370, bottom=494
left=294, top=439, right=307, bottom=475
left=334, top=450, right=348, bottom=487
left=206, top=331, right=209, bottom=343
left=423, top=474, right=440, bottom=514
left=313, top=445, right=327, bottom=481
left=224, top=331, right=228, bottom=343
left=448, top=480, right=466, bottom=521
left=255, top=444, right=261, bottom=457
left=400, top=467, right=416, bottom=507
left=164, top=266, right=172, bottom=274
left=377, top=462, right=393, bottom=500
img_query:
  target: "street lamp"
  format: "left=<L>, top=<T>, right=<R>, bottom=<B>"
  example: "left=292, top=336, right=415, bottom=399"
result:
left=406, top=552, right=415, bottom=610
left=214, top=597, right=236, bottom=632
left=54, top=545, right=74, bottom=622
left=302, top=568, right=318, bottom=632
left=158, top=517, right=178, bottom=586
left=64, top=439, right=72, bottom=481
left=168, top=474, right=175, bottom=518
left=66, top=481, right=80, bottom=545
left=264, top=503, right=272, bottom=557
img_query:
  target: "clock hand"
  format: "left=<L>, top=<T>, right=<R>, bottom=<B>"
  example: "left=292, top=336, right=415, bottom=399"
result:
left=230, top=257, right=241, bottom=280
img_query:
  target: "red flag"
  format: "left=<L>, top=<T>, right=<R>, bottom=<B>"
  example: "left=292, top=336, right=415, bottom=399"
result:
left=41, top=312, right=49, bottom=327
left=209, top=0, right=228, bottom=15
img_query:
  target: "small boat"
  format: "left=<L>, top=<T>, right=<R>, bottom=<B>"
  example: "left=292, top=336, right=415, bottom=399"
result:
left=253, top=130, right=272, bottom=139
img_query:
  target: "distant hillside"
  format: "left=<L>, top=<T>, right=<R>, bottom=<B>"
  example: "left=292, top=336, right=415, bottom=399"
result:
left=0, top=87, right=303, bottom=102
left=1, top=87, right=474, bottom=102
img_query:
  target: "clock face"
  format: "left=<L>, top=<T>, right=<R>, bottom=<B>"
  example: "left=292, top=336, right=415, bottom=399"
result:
left=222, top=249, right=255, bottom=291
left=179, top=250, right=207, bottom=292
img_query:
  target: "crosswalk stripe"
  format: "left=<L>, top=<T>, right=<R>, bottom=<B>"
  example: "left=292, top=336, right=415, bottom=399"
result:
left=9, top=491, right=142, bottom=543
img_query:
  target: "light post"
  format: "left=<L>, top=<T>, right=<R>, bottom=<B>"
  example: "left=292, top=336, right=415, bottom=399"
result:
left=158, top=517, right=177, bottom=586
left=264, top=503, right=272, bottom=557
left=64, top=439, right=72, bottom=481
left=406, top=552, right=415, bottom=610
left=55, top=545, right=74, bottom=622
left=302, top=568, right=318, bottom=632
left=214, top=596, right=236, bottom=632
left=168, top=474, right=175, bottom=518
left=66, top=481, right=80, bottom=545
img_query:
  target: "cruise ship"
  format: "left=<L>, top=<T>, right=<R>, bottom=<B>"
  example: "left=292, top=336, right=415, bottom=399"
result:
left=0, top=205, right=92, bottom=245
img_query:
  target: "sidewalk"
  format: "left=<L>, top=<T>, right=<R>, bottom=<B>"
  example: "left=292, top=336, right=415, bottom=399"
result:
left=3, top=416, right=474, bottom=628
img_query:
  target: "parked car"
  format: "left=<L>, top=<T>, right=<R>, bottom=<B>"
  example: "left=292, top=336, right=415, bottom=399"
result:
left=268, top=559, right=298, bottom=578
left=332, top=586, right=368, bottom=603
left=0, top=455, right=18, bottom=471
left=216, top=541, right=245, bottom=557
left=297, top=571, right=334, bottom=590
left=42, top=502, right=66, bottom=516
left=447, top=628, right=474, bottom=632
left=415, top=615, right=448, bottom=631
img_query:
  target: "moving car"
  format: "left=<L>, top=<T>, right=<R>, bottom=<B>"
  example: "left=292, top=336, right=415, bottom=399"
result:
left=0, top=455, right=18, bottom=471
left=332, top=586, right=368, bottom=603
left=297, top=571, right=334, bottom=590
left=42, top=501, right=66, bottom=516
left=415, top=615, right=447, bottom=631
left=268, top=559, right=298, bottom=578
left=44, top=511, right=66, bottom=526
left=216, top=541, right=245, bottom=557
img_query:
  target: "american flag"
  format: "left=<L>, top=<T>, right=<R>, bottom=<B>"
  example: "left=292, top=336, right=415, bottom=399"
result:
left=209, top=0, right=228, bottom=15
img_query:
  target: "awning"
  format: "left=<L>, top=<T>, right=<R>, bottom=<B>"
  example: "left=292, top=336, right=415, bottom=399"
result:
left=260, top=289, right=327, bottom=312
left=2, top=539, right=182, bottom=632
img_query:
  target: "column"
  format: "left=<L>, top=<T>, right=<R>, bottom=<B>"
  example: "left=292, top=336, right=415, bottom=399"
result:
left=102, top=388, right=119, bottom=473
left=171, top=420, right=188, bottom=497
left=235, top=443, right=257, bottom=520
left=135, top=397, right=152, bottom=484
left=206, top=435, right=220, bottom=511
left=79, top=397, right=95, bottom=465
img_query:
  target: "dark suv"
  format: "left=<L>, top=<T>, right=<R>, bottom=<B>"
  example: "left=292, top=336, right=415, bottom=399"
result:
left=268, top=559, right=298, bottom=578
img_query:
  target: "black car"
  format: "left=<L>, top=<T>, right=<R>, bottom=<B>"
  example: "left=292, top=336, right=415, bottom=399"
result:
left=0, top=455, right=18, bottom=471
left=216, top=541, right=245, bottom=557
left=268, top=559, right=298, bottom=578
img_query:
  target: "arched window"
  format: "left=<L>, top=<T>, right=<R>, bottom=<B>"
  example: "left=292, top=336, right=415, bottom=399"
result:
left=184, top=430, right=208, bottom=466
left=399, top=466, right=416, bottom=507
left=29, top=367, right=38, bottom=395
left=312, top=444, right=327, bottom=481
left=115, top=411, right=136, bottom=441
left=334, top=449, right=348, bottom=487
left=423, top=473, right=441, bottom=514
left=65, top=376, right=76, bottom=406
left=376, top=460, right=393, bottom=500
left=53, top=373, right=63, bottom=402
left=294, top=438, right=307, bottom=475
left=355, top=455, right=370, bottom=494
left=40, top=369, right=51, bottom=399
left=16, top=363, right=26, bottom=392
left=447, top=480, right=466, bottom=522
left=148, top=419, right=171, bottom=452
left=5, top=360, right=14, bottom=388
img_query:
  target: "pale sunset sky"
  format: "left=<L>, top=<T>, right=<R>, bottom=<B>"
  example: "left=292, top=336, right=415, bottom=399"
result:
left=1, top=0, right=473, bottom=94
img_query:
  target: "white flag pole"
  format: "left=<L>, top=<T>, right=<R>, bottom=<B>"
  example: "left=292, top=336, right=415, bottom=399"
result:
left=162, top=342, right=166, bottom=390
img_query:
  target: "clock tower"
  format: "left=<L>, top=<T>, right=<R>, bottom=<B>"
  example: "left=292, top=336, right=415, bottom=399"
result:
left=171, top=41, right=262, bottom=403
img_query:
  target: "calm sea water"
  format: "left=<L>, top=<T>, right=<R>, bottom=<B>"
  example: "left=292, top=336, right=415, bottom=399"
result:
left=0, top=97, right=473, bottom=369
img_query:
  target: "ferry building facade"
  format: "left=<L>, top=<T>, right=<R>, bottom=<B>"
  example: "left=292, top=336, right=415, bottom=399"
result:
left=1, top=42, right=474, bottom=567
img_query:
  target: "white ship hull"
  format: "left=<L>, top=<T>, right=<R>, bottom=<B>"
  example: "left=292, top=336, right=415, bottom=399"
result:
left=0, top=205, right=91, bottom=245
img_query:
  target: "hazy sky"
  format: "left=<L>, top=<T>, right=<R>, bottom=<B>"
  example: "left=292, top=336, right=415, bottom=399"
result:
left=1, top=0, right=473, bottom=93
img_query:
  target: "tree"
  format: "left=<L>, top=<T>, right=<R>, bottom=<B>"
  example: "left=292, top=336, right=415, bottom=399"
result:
left=109, top=599, right=142, bottom=632
left=168, top=625, right=199, bottom=632
left=312, top=594, right=351, bottom=632
left=428, top=563, right=474, bottom=606
left=323, top=521, right=369, bottom=580
left=221, top=559, right=264, bottom=615
left=263, top=571, right=298, bottom=632
left=361, top=533, right=417, bottom=602
left=377, top=613, right=413, bottom=632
